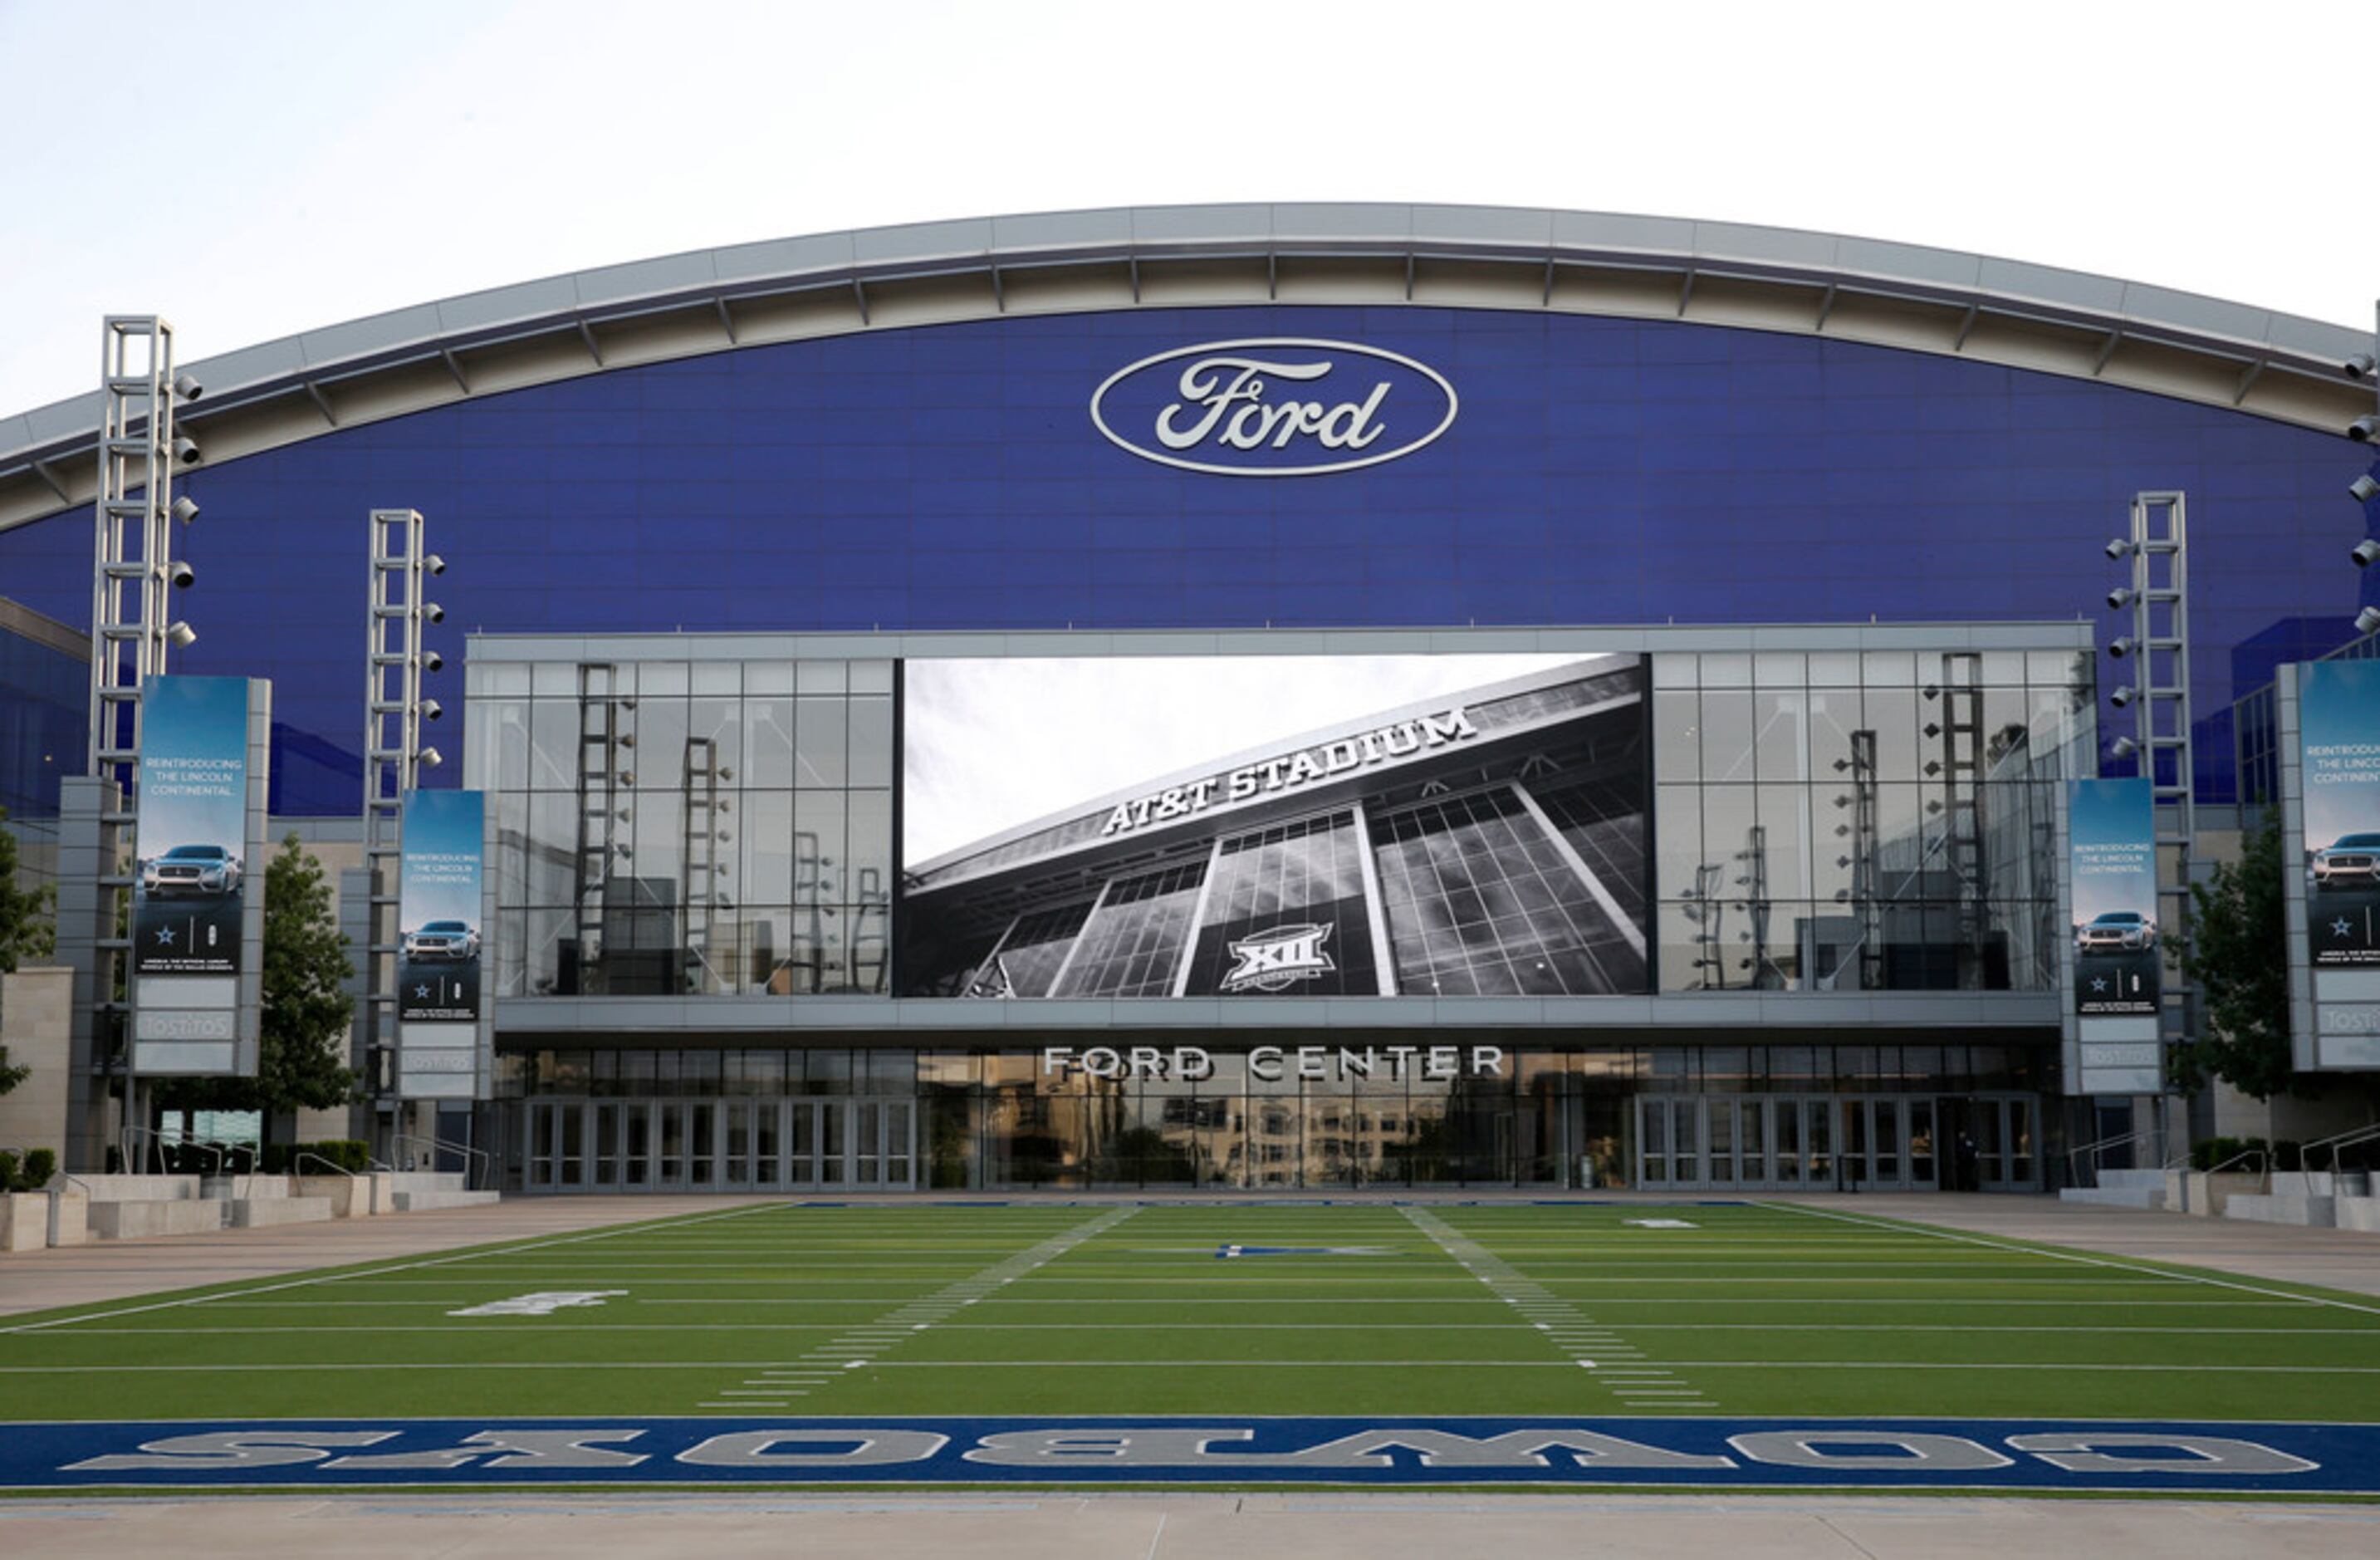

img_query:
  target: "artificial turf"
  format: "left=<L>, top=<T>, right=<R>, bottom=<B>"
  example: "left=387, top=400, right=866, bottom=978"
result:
left=4, top=1199, right=2377, bottom=1425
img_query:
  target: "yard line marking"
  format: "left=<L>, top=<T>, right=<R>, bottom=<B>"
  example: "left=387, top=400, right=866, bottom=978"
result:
left=1398, top=1205, right=1716, bottom=1412
left=0, top=1200, right=789, bottom=1336
left=697, top=1204, right=1142, bottom=1410
left=1768, top=1202, right=2380, bottom=1319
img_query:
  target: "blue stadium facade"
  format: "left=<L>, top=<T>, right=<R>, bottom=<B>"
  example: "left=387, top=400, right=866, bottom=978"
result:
left=2, top=205, right=2375, bottom=1191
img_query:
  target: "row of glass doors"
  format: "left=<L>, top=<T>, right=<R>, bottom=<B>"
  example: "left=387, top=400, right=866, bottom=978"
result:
left=1635, top=1094, right=2039, bottom=1191
left=519, top=1096, right=916, bottom=1190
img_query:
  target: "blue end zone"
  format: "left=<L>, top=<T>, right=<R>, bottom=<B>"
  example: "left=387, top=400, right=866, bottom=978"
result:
left=2, top=1417, right=2371, bottom=1493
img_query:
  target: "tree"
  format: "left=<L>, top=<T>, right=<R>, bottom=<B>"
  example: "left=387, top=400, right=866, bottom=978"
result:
left=161, top=834, right=358, bottom=1140
left=0, top=804, right=58, bottom=1097
left=2172, top=810, right=2295, bottom=1101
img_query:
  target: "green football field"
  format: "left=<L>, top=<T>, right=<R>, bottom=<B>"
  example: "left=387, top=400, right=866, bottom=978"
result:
left=5, top=1199, right=2378, bottom=1425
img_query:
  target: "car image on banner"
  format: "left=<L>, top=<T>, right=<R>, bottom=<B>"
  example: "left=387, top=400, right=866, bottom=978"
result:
left=2069, top=779, right=2161, bottom=1018
left=130, top=677, right=252, bottom=978
left=396, top=792, right=485, bottom=1022
left=2302, top=662, right=2380, bottom=969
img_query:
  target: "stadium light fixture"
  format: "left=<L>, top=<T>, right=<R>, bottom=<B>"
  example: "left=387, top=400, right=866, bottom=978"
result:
left=2355, top=540, right=2380, bottom=569
left=168, top=495, right=198, bottom=525
left=420, top=649, right=443, bottom=672
left=2359, top=606, right=2380, bottom=636
left=171, top=434, right=201, bottom=464
left=170, top=371, right=203, bottom=400
left=424, top=553, right=447, bottom=576
left=2104, top=537, right=2132, bottom=559
left=165, top=621, right=197, bottom=649
left=2107, top=586, right=2135, bottom=610
left=2108, top=635, right=2136, bottom=658
left=2353, top=415, right=2380, bottom=443
left=2353, top=474, right=2380, bottom=505
left=2110, top=736, right=2139, bottom=760
left=167, top=561, right=194, bottom=590
left=2352, top=353, right=2378, bottom=381
left=2110, top=684, right=2136, bottom=708
left=418, top=746, right=443, bottom=768
left=421, top=699, right=443, bottom=721
left=423, top=601, right=444, bottom=624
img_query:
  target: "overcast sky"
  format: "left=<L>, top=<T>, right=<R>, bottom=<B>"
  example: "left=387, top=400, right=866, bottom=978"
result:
left=2, top=1, right=2374, bottom=419
left=903, top=653, right=1597, bottom=862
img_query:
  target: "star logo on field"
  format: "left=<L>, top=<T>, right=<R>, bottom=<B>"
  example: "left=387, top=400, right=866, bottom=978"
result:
left=2333, top=918, right=2355, bottom=939
left=414, top=984, right=431, bottom=998
left=154, top=927, right=175, bottom=945
left=2089, top=977, right=2108, bottom=993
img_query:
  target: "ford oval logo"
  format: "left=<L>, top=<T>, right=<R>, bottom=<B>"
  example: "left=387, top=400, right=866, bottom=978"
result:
left=1090, top=338, right=1458, bottom=477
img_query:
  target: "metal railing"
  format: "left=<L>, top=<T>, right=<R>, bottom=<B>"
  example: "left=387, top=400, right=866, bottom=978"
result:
left=2066, top=1128, right=2157, bottom=1190
left=391, top=1133, right=491, bottom=1191
left=117, top=1123, right=223, bottom=1177
left=2299, top=1121, right=2380, bottom=1180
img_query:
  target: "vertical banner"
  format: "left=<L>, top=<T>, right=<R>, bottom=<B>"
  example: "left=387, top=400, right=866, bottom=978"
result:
left=133, top=677, right=250, bottom=978
left=2068, top=778, right=2162, bottom=1017
left=396, top=789, right=484, bottom=1099
left=130, top=675, right=268, bottom=1077
left=2301, top=660, right=2380, bottom=970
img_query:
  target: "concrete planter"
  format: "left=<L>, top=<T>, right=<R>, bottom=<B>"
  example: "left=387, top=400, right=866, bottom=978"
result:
left=294, top=1175, right=380, bottom=1219
left=0, top=1191, right=47, bottom=1252
left=2182, top=1171, right=2263, bottom=1217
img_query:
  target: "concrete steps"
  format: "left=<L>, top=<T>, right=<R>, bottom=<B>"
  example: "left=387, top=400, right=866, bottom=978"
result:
left=391, top=1190, right=501, bottom=1212
left=2059, top=1168, right=2165, bottom=1211
left=228, top=1196, right=335, bottom=1229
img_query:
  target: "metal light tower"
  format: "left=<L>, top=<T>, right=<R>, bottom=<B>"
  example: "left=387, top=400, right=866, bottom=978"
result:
left=59, top=317, right=201, bottom=1167
left=359, top=509, right=443, bottom=1143
left=2103, top=492, right=2195, bottom=1153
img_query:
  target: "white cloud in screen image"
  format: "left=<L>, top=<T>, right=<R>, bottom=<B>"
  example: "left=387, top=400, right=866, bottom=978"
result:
left=902, top=653, right=1608, bottom=865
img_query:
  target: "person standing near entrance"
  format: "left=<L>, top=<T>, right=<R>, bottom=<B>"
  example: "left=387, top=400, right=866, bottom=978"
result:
left=1954, top=1131, right=1979, bottom=1192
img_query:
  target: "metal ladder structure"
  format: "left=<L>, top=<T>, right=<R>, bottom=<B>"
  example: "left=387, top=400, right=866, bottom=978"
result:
left=571, top=663, right=623, bottom=993
left=360, top=508, right=437, bottom=1097
left=2113, top=493, right=2198, bottom=1065
left=681, top=735, right=723, bottom=992
left=1931, top=650, right=1989, bottom=986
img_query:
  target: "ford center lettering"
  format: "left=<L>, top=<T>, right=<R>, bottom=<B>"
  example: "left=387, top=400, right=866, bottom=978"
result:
left=1092, top=339, right=1457, bottom=476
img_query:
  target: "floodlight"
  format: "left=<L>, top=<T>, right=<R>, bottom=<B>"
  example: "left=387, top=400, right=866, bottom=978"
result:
left=167, top=560, right=194, bottom=590
left=421, top=699, right=443, bottom=721
left=2359, top=606, right=2380, bottom=636
left=420, top=649, right=443, bottom=672
left=2107, top=586, right=2135, bottom=610
left=2354, top=539, right=2380, bottom=569
left=168, top=495, right=198, bottom=524
left=2110, top=736, right=2139, bottom=760
left=424, top=553, right=447, bottom=576
left=418, top=746, right=443, bottom=768
left=2104, top=537, right=2132, bottom=559
left=165, top=621, right=197, bottom=649
left=171, top=371, right=203, bottom=400
left=172, top=434, right=201, bottom=464
left=2108, top=635, right=2135, bottom=658
left=423, top=601, right=444, bottom=625
left=2353, top=475, right=2380, bottom=504
left=2353, top=415, right=2380, bottom=443
left=2110, top=684, right=2136, bottom=709
left=2349, top=353, right=2378, bottom=381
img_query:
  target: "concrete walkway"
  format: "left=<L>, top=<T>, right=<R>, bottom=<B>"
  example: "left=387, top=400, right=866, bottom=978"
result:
left=0, top=1491, right=2373, bottom=1558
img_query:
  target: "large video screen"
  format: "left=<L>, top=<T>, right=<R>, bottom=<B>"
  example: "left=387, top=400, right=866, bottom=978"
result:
left=899, top=653, right=1648, bottom=999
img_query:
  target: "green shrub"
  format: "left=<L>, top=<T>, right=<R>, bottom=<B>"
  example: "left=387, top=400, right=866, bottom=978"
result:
left=22, top=1149, right=55, bottom=1189
left=0, top=1150, right=17, bottom=1192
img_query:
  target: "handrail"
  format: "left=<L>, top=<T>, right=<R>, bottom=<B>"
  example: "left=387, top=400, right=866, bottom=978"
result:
left=392, top=1133, right=491, bottom=1191
left=291, top=1151, right=359, bottom=1180
left=118, top=1123, right=220, bottom=1176
left=2203, top=1145, right=2272, bottom=1191
left=2066, top=1128, right=2155, bottom=1189
left=2299, top=1121, right=2380, bottom=1172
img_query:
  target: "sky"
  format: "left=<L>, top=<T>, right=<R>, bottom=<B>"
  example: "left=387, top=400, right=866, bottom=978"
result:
left=1, top=0, right=2376, bottom=420
left=902, top=653, right=1598, bottom=861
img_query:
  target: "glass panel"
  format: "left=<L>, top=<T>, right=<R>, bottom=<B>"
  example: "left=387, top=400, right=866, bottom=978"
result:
left=659, top=1105, right=683, bottom=1184
left=2008, top=1099, right=2034, bottom=1185
left=1842, top=1100, right=1868, bottom=1187
left=757, top=1100, right=781, bottom=1186
left=1909, top=1099, right=1936, bottom=1187
left=688, top=1103, right=714, bottom=1185
left=856, top=1102, right=882, bottom=1185
left=624, top=1105, right=650, bottom=1185
left=1873, top=1101, right=1899, bottom=1184
left=1737, top=1100, right=1765, bottom=1184
left=1806, top=1101, right=1833, bottom=1183
left=594, top=1105, right=619, bottom=1186
left=725, top=1102, right=751, bottom=1186
left=1707, top=1099, right=1735, bottom=1183
left=1773, top=1097, right=1800, bottom=1184
left=789, top=1103, right=815, bottom=1185
left=559, top=1106, right=584, bottom=1187
left=1671, top=1100, right=1699, bottom=1184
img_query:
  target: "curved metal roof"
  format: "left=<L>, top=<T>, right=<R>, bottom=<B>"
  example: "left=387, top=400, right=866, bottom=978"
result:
left=3, top=202, right=2371, bottom=534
